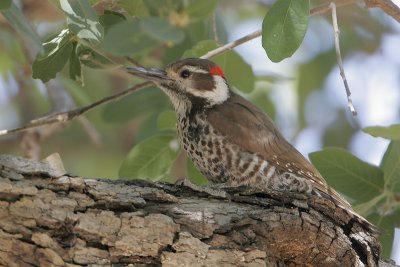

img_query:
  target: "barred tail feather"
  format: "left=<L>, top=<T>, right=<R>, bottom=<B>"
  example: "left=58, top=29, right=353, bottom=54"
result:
left=315, top=187, right=379, bottom=235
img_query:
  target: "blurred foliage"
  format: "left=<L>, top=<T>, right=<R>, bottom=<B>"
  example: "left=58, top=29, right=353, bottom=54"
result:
left=0, top=0, right=399, bottom=258
left=119, top=133, right=179, bottom=180
left=310, top=147, right=385, bottom=204
left=311, top=136, right=400, bottom=258
left=364, top=124, right=400, bottom=140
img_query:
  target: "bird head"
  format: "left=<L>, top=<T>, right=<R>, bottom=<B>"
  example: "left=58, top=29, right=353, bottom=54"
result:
left=126, top=58, right=230, bottom=115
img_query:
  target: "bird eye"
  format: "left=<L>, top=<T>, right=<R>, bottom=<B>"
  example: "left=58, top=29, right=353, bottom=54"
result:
left=180, top=69, right=190, bottom=79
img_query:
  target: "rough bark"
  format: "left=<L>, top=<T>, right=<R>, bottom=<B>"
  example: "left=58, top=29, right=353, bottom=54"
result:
left=0, top=154, right=396, bottom=267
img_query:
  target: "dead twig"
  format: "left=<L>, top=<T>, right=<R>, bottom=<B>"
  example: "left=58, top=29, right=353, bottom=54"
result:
left=0, top=81, right=151, bottom=136
left=365, top=0, right=400, bottom=22
left=201, top=29, right=261, bottom=59
left=211, top=13, right=220, bottom=45
left=330, top=2, right=358, bottom=116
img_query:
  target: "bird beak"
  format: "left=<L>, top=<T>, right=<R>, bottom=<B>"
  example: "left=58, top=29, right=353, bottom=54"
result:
left=126, top=66, right=170, bottom=83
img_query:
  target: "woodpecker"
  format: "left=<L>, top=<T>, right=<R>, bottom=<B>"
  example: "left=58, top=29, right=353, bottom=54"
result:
left=126, top=58, right=376, bottom=233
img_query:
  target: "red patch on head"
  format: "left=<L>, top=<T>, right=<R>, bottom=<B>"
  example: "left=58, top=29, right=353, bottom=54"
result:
left=209, top=66, right=225, bottom=78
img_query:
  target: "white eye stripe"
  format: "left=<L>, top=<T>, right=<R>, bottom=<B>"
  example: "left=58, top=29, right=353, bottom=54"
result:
left=182, top=66, right=208, bottom=74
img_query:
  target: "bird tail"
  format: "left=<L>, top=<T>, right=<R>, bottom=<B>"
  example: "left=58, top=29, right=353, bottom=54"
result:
left=315, top=186, right=379, bottom=235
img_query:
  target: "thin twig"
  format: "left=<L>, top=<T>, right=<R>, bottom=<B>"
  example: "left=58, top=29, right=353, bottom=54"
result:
left=211, top=13, right=220, bottom=45
left=0, top=81, right=151, bottom=136
left=125, top=57, right=143, bottom=67
left=330, top=2, right=357, bottom=116
left=311, top=0, right=361, bottom=16
left=201, top=29, right=261, bottom=59
left=201, top=0, right=362, bottom=59
left=365, top=0, right=400, bottom=22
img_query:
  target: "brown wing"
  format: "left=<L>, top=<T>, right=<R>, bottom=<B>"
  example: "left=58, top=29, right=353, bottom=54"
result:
left=207, top=92, right=352, bottom=209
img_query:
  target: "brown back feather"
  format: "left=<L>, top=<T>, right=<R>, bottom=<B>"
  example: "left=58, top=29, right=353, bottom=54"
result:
left=206, top=92, right=352, bottom=210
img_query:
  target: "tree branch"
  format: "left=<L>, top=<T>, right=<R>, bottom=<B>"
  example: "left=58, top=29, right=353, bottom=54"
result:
left=365, top=0, right=400, bottom=22
left=0, top=81, right=151, bottom=136
left=0, top=1, right=397, bottom=264
left=201, top=29, right=262, bottom=59
left=0, top=154, right=394, bottom=266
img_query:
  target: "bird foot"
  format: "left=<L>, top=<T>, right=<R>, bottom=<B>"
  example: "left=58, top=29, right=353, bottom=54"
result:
left=175, top=178, right=228, bottom=199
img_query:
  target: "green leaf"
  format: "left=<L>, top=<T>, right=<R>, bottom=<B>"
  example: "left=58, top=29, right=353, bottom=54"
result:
left=143, top=0, right=182, bottom=17
left=363, top=124, right=400, bottom=140
left=119, top=134, right=180, bottom=180
left=309, top=147, right=384, bottom=203
left=214, top=10, right=228, bottom=43
left=183, top=0, right=218, bottom=20
left=262, top=0, right=310, bottom=62
left=367, top=209, right=400, bottom=259
left=40, top=29, right=73, bottom=57
left=247, top=87, right=276, bottom=119
left=183, top=40, right=255, bottom=92
left=1, top=3, right=43, bottom=53
left=69, top=43, right=81, bottom=81
left=76, top=44, right=114, bottom=69
left=0, top=0, right=12, bottom=10
left=353, top=194, right=386, bottom=217
left=140, top=18, right=185, bottom=44
left=157, top=110, right=177, bottom=131
left=185, top=20, right=208, bottom=44
left=33, top=43, right=73, bottom=82
left=187, top=159, right=209, bottom=185
left=297, top=50, right=335, bottom=128
left=59, top=75, right=91, bottom=106
left=60, top=0, right=104, bottom=42
left=99, top=10, right=126, bottom=32
left=102, top=87, right=169, bottom=123
left=183, top=40, right=215, bottom=56
left=163, top=35, right=192, bottom=63
left=48, top=0, right=61, bottom=9
left=322, top=111, right=355, bottom=148
left=135, top=112, right=161, bottom=143
left=103, top=20, right=154, bottom=55
left=32, top=29, right=74, bottom=82
left=117, top=0, right=149, bottom=17
left=380, top=141, right=400, bottom=192
left=0, top=30, right=27, bottom=72
left=220, top=51, right=254, bottom=93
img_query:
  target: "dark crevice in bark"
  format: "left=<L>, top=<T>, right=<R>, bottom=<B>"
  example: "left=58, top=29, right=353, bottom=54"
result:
left=86, top=241, right=109, bottom=250
left=51, top=219, right=77, bottom=247
left=0, top=192, right=22, bottom=202
left=117, top=256, right=161, bottom=266
left=343, top=218, right=372, bottom=266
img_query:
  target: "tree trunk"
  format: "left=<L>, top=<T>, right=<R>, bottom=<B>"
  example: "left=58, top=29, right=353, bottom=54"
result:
left=0, top=154, right=396, bottom=267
